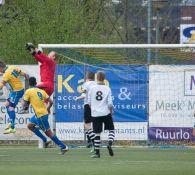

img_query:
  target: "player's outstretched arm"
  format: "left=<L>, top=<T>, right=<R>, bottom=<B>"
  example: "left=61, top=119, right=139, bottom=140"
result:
left=17, top=98, right=30, bottom=114
left=15, top=67, right=29, bottom=80
left=20, top=71, right=29, bottom=80
left=18, top=90, right=30, bottom=114
left=25, top=43, right=57, bottom=64
left=75, top=93, right=86, bottom=101
left=22, top=100, right=30, bottom=110
left=0, top=81, right=5, bottom=90
left=25, top=43, right=45, bottom=63
left=24, top=73, right=30, bottom=80
left=76, top=84, right=87, bottom=101
left=25, top=43, right=36, bottom=54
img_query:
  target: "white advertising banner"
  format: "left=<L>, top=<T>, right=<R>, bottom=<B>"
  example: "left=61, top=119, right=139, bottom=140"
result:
left=56, top=122, right=148, bottom=140
left=149, top=65, right=195, bottom=128
left=0, top=65, right=42, bottom=140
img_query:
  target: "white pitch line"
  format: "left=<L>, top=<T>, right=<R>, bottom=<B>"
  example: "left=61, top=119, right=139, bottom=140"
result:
left=0, top=160, right=195, bottom=164
left=0, top=155, right=10, bottom=157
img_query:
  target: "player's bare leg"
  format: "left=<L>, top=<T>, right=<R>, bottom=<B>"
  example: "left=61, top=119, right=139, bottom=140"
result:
left=84, top=128, right=92, bottom=148
left=5, top=123, right=11, bottom=130
left=4, top=101, right=11, bottom=130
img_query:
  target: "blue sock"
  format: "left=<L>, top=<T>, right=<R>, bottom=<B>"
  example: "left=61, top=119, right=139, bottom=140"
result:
left=51, top=135, right=66, bottom=149
left=31, top=127, right=47, bottom=142
left=6, top=107, right=15, bottom=129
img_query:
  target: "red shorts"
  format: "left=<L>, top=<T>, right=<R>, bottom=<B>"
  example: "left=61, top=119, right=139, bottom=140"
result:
left=36, top=82, right=54, bottom=96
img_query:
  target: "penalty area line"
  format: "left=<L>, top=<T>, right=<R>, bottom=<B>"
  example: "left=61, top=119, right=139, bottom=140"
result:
left=0, top=155, right=10, bottom=157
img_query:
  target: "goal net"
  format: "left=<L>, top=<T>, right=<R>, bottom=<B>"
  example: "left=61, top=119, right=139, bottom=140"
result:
left=38, top=44, right=195, bottom=147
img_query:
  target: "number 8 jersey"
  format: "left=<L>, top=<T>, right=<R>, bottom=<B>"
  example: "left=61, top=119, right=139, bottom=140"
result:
left=23, top=87, right=49, bottom=118
left=88, top=84, right=113, bottom=117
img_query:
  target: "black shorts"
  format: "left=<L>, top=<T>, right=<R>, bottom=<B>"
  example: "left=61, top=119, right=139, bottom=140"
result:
left=84, top=104, right=92, bottom=123
left=92, top=114, right=115, bottom=133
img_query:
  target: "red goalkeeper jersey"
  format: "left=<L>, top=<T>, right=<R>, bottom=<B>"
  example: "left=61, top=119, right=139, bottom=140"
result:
left=34, top=53, right=56, bottom=84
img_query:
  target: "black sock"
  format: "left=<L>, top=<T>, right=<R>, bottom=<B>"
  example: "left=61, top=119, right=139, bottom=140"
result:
left=108, top=130, right=115, bottom=146
left=94, top=135, right=101, bottom=154
left=87, top=128, right=95, bottom=144
left=87, top=134, right=91, bottom=143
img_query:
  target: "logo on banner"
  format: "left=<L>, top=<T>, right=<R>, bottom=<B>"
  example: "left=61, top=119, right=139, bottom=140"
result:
left=180, top=24, right=195, bottom=44
left=118, top=87, right=132, bottom=100
left=57, top=74, right=109, bottom=93
left=184, top=70, right=195, bottom=96
left=183, top=26, right=195, bottom=43
left=149, top=127, right=195, bottom=141
left=180, top=24, right=195, bottom=52
left=58, top=74, right=84, bottom=93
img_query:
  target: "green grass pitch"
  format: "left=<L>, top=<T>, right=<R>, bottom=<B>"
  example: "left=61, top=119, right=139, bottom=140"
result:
left=0, top=146, right=195, bottom=175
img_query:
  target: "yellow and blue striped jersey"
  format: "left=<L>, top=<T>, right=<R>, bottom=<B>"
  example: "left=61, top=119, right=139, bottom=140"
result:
left=2, top=66, right=24, bottom=91
left=23, top=87, right=49, bottom=118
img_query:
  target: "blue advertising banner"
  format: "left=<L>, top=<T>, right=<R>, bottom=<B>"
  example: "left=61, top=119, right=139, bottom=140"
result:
left=55, top=65, right=148, bottom=122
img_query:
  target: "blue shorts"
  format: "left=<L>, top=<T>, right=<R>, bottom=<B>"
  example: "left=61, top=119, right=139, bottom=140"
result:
left=7, top=89, right=24, bottom=108
left=29, top=114, right=50, bottom=132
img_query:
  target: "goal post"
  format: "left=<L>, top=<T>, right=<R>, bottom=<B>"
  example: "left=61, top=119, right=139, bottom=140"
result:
left=39, top=43, right=195, bottom=49
left=37, top=44, right=195, bottom=148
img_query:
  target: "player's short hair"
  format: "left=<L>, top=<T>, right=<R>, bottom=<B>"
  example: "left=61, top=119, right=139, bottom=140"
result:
left=96, top=71, right=105, bottom=82
left=54, top=53, right=60, bottom=61
left=48, top=51, right=56, bottom=60
left=0, top=61, right=6, bottom=68
left=85, top=71, right=95, bottom=80
left=29, top=77, right=37, bottom=86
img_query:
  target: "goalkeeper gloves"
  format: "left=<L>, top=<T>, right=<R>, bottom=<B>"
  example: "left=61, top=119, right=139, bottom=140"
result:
left=25, top=43, right=36, bottom=55
left=25, top=42, right=35, bottom=51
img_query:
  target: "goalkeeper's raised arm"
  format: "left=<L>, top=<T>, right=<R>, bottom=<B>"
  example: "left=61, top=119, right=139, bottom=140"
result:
left=25, top=43, right=58, bottom=63
left=25, top=43, right=57, bottom=96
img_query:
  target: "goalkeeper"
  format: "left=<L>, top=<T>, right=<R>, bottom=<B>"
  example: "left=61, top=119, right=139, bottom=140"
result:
left=25, top=43, right=57, bottom=96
